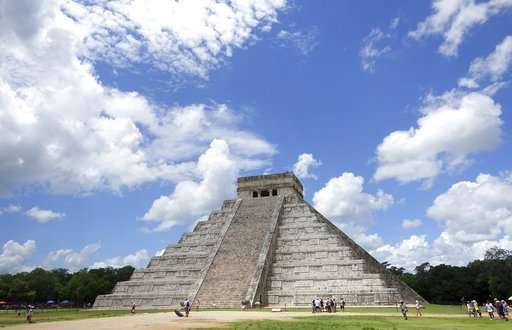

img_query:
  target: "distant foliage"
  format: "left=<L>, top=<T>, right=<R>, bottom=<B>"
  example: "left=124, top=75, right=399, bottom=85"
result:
left=0, top=266, right=134, bottom=307
left=391, top=247, right=512, bottom=304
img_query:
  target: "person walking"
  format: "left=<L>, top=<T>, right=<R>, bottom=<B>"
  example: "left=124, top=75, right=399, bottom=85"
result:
left=472, top=300, right=481, bottom=318
left=26, top=306, right=33, bottom=324
left=415, top=300, right=422, bottom=317
left=340, top=298, right=345, bottom=311
left=466, top=301, right=473, bottom=318
left=399, top=301, right=408, bottom=320
left=485, top=301, right=495, bottom=319
left=131, top=302, right=136, bottom=314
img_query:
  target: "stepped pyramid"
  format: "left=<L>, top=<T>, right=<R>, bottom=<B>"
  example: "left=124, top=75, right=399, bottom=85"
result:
left=94, top=172, right=426, bottom=309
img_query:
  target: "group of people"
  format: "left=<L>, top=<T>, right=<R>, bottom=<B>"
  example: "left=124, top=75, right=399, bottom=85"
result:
left=399, top=300, right=423, bottom=320
left=467, top=299, right=510, bottom=320
left=311, top=297, right=345, bottom=313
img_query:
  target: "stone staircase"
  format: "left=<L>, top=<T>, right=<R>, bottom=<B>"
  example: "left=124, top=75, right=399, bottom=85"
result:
left=93, top=200, right=239, bottom=309
left=194, top=198, right=281, bottom=307
left=264, top=199, right=425, bottom=306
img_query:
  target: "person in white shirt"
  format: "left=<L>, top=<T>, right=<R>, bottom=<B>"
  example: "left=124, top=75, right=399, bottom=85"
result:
left=486, top=301, right=495, bottom=319
left=415, top=300, right=422, bottom=317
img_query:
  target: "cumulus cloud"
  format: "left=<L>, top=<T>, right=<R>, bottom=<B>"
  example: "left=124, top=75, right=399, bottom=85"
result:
left=376, top=172, right=512, bottom=271
left=459, top=35, right=512, bottom=88
left=374, top=233, right=512, bottom=272
left=0, top=240, right=36, bottom=274
left=276, top=27, right=319, bottom=56
left=0, top=0, right=276, bottom=195
left=91, top=249, right=150, bottom=269
left=292, top=153, right=321, bottom=179
left=409, top=0, right=512, bottom=56
left=142, top=139, right=239, bottom=232
left=373, top=235, right=431, bottom=271
left=43, top=242, right=100, bottom=271
left=25, top=206, right=65, bottom=223
left=313, top=172, right=394, bottom=247
left=374, top=91, right=502, bottom=187
left=402, top=218, right=423, bottom=229
left=359, top=28, right=391, bottom=72
left=427, top=172, right=512, bottom=243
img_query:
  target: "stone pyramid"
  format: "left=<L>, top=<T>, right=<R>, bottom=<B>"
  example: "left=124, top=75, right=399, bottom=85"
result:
left=94, top=172, right=425, bottom=309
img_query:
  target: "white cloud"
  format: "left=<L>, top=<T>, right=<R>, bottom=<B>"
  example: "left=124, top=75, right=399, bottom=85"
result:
left=292, top=153, right=321, bottom=179
left=374, top=91, right=502, bottom=186
left=43, top=242, right=100, bottom=271
left=375, top=173, right=512, bottom=271
left=276, top=27, right=319, bottom=56
left=373, top=235, right=431, bottom=272
left=374, top=233, right=512, bottom=272
left=409, top=0, right=512, bottom=56
left=0, top=204, right=21, bottom=215
left=25, top=206, right=65, bottom=223
left=142, top=139, right=239, bottom=232
left=63, top=0, right=287, bottom=78
left=313, top=172, right=394, bottom=240
left=91, top=249, right=150, bottom=269
left=0, top=240, right=36, bottom=274
left=360, top=28, right=391, bottom=72
left=427, top=172, right=512, bottom=243
left=459, top=35, right=512, bottom=88
left=0, top=1, right=276, bottom=195
left=402, top=218, right=423, bottom=229
left=390, top=17, right=400, bottom=30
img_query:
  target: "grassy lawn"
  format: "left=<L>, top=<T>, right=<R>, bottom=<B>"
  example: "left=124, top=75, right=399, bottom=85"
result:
left=216, top=315, right=511, bottom=330
left=0, top=308, right=171, bottom=327
left=0, top=305, right=484, bottom=328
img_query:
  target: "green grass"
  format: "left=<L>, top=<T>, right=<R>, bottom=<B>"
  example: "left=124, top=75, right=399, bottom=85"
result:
left=214, top=315, right=511, bottom=330
left=201, top=304, right=463, bottom=314
left=343, top=304, right=464, bottom=314
left=0, top=308, right=171, bottom=327
left=0, top=305, right=489, bottom=328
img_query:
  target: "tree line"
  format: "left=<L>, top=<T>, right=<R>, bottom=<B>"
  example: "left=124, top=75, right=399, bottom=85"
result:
left=1, top=247, right=511, bottom=307
left=388, top=247, right=512, bottom=304
left=0, top=266, right=134, bottom=307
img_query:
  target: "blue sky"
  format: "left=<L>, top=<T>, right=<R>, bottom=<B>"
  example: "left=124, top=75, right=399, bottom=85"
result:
left=1, top=0, right=512, bottom=273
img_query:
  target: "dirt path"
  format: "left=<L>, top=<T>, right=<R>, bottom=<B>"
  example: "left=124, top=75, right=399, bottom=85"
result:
left=4, top=311, right=467, bottom=330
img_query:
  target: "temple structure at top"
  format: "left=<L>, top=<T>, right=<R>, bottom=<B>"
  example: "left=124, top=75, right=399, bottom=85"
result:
left=94, top=172, right=425, bottom=308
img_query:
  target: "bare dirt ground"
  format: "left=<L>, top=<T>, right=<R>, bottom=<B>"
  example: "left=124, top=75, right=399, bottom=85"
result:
left=4, top=310, right=466, bottom=330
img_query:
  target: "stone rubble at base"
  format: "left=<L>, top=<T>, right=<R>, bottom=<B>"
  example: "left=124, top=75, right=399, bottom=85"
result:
left=93, top=172, right=426, bottom=309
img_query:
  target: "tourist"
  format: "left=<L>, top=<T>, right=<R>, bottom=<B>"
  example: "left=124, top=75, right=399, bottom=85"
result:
left=500, top=300, right=509, bottom=321
left=472, top=300, right=481, bottom=318
left=485, top=301, right=495, bottom=319
left=325, top=298, right=331, bottom=313
left=314, top=298, right=321, bottom=313
left=332, top=297, right=336, bottom=313
left=399, top=301, right=408, bottom=320
left=415, top=300, right=422, bottom=317
left=184, top=298, right=191, bottom=317
left=131, top=302, right=136, bottom=314
left=340, top=298, right=345, bottom=311
left=466, top=301, right=473, bottom=318
left=311, top=299, right=315, bottom=313
left=320, top=298, right=324, bottom=312
left=26, top=305, right=33, bottom=323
